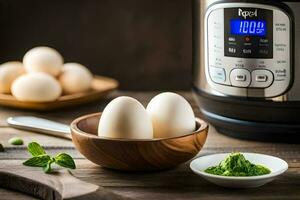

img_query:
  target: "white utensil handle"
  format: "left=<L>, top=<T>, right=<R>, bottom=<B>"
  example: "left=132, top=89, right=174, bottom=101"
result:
left=7, top=116, right=71, bottom=140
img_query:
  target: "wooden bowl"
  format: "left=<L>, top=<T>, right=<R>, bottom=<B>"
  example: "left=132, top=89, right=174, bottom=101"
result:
left=0, top=75, right=118, bottom=111
left=71, top=113, right=208, bottom=171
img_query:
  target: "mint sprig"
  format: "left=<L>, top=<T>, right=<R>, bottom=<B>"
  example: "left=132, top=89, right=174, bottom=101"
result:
left=23, top=142, right=76, bottom=173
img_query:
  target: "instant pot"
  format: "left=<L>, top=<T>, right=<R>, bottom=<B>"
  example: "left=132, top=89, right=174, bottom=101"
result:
left=193, top=0, right=300, bottom=142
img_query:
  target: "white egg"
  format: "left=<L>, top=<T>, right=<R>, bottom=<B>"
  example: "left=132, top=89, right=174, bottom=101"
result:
left=0, top=61, right=25, bottom=93
left=146, top=92, right=196, bottom=138
left=11, top=72, right=62, bottom=102
left=59, top=63, right=93, bottom=94
left=98, top=96, right=153, bottom=139
left=23, top=46, right=63, bottom=76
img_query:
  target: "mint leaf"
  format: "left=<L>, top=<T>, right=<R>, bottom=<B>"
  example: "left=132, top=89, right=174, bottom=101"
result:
left=27, top=142, right=46, bottom=156
left=23, top=155, right=51, bottom=167
left=54, top=153, right=76, bottom=169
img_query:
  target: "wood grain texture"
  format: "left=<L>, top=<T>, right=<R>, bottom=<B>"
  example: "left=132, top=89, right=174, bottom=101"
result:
left=0, top=162, right=131, bottom=200
left=0, top=188, right=38, bottom=200
left=0, top=75, right=118, bottom=111
left=1, top=160, right=300, bottom=200
left=71, top=113, right=208, bottom=171
left=0, top=91, right=300, bottom=200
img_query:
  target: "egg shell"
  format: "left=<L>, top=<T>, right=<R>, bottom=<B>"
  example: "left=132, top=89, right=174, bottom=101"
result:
left=11, top=72, right=62, bottom=102
left=146, top=92, right=196, bottom=138
left=98, top=96, right=153, bottom=139
left=0, top=61, right=25, bottom=93
left=23, top=46, right=63, bottom=76
left=59, top=63, right=93, bottom=94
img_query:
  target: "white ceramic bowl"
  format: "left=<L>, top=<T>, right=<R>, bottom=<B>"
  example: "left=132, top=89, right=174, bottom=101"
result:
left=190, top=153, right=288, bottom=188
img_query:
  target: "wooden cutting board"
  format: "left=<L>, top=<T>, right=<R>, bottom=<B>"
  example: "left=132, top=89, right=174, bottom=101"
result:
left=0, top=161, right=131, bottom=200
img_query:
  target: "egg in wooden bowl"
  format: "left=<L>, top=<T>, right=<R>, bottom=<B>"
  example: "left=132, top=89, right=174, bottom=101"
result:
left=70, top=94, right=208, bottom=171
left=71, top=113, right=208, bottom=171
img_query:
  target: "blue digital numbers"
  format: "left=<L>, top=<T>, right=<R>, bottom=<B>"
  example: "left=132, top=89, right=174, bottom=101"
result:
left=230, top=19, right=266, bottom=36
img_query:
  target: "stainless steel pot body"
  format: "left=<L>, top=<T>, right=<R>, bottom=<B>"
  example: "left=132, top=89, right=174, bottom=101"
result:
left=193, top=0, right=300, bottom=101
left=193, top=0, right=300, bottom=142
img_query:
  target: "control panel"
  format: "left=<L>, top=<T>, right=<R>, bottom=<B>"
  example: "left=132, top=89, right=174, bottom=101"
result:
left=205, top=3, right=292, bottom=98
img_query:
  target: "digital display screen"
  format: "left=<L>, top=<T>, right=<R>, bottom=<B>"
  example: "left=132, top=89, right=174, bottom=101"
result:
left=230, top=19, right=267, bottom=36
left=224, top=8, right=273, bottom=58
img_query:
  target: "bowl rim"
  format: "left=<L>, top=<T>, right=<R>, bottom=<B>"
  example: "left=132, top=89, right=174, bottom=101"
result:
left=70, top=112, right=208, bottom=142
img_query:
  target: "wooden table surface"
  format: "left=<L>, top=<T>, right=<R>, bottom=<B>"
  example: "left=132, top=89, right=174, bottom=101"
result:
left=0, top=91, right=299, bottom=200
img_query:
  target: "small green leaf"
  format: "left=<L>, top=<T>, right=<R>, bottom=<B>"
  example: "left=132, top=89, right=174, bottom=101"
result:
left=23, top=155, right=51, bottom=167
left=0, top=143, right=4, bottom=152
left=27, top=142, right=46, bottom=156
left=8, top=137, right=24, bottom=145
left=54, top=153, right=76, bottom=169
left=43, top=160, right=53, bottom=173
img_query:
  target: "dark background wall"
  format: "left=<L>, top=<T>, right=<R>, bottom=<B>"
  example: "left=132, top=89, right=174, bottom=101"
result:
left=0, top=0, right=192, bottom=90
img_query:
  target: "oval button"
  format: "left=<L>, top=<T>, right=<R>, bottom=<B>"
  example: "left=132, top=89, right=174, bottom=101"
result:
left=230, top=69, right=251, bottom=87
left=251, top=69, right=274, bottom=88
left=209, top=67, right=226, bottom=84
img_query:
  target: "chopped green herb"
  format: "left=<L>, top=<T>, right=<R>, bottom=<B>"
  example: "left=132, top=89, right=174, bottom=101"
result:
left=205, top=152, right=271, bottom=177
left=23, top=142, right=76, bottom=174
left=9, top=137, right=24, bottom=145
